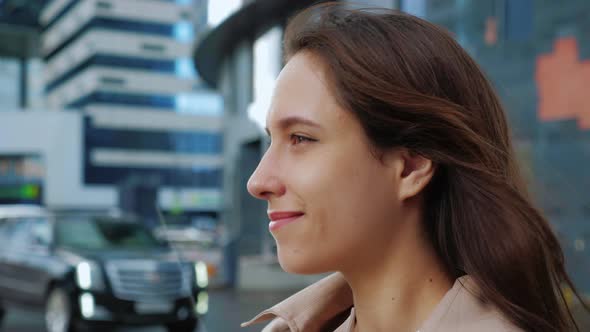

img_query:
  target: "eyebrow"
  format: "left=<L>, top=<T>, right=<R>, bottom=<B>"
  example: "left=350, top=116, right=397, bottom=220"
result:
left=265, top=116, right=322, bottom=137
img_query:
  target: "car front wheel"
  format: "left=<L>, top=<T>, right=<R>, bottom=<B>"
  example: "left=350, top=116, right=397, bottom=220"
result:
left=0, top=304, right=5, bottom=327
left=165, top=318, right=198, bottom=332
left=45, top=287, right=75, bottom=332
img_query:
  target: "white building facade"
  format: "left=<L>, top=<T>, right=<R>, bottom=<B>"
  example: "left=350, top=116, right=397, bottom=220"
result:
left=34, top=0, right=223, bottom=214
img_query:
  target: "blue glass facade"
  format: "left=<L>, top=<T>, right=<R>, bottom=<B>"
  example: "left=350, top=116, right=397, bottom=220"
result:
left=45, top=17, right=190, bottom=61
left=84, top=165, right=222, bottom=187
left=419, top=0, right=590, bottom=293
left=68, top=91, right=176, bottom=109
left=86, top=122, right=222, bottom=154
left=83, top=118, right=222, bottom=187
left=43, top=0, right=192, bottom=32
left=46, top=55, right=178, bottom=93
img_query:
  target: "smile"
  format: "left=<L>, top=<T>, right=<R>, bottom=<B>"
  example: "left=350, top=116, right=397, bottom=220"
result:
left=268, top=211, right=304, bottom=232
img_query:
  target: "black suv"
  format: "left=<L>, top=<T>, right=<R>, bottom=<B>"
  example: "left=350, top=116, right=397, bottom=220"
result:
left=0, top=205, right=207, bottom=332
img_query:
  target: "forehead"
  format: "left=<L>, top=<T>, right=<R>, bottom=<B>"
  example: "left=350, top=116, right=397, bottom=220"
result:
left=267, top=52, right=343, bottom=126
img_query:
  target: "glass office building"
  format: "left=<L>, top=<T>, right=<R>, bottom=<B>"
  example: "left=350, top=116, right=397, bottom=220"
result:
left=40, top=0, right=223, bottom=215
left=401, top=0, right=590, bottom=294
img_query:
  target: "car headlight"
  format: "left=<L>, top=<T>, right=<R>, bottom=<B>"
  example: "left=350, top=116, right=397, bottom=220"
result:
left=194, top=261, right=208, bottom=288
left=196, top=291, right=208, bottom=315
left=75, top=261, right=105, bottom=291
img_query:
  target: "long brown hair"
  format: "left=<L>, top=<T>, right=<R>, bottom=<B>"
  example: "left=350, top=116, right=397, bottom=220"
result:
left=284, top=3, right=588, bottom=331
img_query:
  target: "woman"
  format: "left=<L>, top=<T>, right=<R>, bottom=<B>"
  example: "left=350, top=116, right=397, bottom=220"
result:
left=242, top=3, right=587, bottom=332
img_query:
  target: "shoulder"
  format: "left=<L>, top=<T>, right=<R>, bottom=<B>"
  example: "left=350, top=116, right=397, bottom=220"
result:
left=445, top=277, right=524, bottom=332
left=449, top=312, right=523, bottom=332
left=422, top=276, right=523, bottom=332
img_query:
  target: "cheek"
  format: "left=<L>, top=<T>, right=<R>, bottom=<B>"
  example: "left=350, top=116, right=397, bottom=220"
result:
left=276, top=151, right=398, bottom=273
left=307, top=149, right=394, bottom=224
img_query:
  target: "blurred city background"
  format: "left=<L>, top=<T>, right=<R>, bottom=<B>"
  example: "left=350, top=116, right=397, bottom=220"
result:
left=0, top=0, right=588, bottom=331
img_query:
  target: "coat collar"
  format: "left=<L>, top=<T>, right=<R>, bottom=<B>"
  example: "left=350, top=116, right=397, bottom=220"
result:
left=241, top=273, right=353, bottom=332
left=242, top=274, right=519, bottom=332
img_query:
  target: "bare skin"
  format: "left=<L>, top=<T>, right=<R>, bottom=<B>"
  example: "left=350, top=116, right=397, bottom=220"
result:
left=247, top=51, right=453, bottom=332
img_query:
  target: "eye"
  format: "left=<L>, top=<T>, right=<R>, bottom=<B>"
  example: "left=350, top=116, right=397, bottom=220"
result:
left=289, top=134, right=315, bottom=146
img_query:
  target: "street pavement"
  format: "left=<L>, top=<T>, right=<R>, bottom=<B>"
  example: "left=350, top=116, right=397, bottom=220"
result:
left=0, top=288, right=295, bottom=332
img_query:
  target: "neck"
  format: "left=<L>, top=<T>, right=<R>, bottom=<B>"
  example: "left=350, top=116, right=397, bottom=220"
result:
left=341, top=211, right=453, bottom=332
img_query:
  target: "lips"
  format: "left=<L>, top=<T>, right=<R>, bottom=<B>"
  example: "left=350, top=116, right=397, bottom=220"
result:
left=268, top=211, right=304, bottom=232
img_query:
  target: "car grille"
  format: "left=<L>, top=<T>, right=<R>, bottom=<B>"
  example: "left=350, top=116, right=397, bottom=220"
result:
left=105, top=260, right=192, bottom=301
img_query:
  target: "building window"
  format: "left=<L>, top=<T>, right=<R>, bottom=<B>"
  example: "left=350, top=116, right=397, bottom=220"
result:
left=504, top=0, right=533, bottom=41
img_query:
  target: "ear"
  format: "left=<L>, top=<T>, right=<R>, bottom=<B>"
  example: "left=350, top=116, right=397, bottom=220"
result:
left=388, top=149, right=435, bottom=201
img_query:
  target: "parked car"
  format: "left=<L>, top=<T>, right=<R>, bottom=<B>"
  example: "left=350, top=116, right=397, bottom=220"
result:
left=153, top=216, right=220, bottom=248
left=0, top=205, right=208, bottom=332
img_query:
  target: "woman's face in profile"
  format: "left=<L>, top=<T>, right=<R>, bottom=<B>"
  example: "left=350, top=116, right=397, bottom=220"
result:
left=247, top=52, right=403, bottom=274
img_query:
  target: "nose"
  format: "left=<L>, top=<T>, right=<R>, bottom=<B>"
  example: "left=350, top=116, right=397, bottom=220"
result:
left=247, top=153, right=286, bottom=200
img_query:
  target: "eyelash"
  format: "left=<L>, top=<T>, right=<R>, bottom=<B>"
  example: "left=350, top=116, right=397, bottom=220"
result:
left=290, top=134, right=315, bottom=146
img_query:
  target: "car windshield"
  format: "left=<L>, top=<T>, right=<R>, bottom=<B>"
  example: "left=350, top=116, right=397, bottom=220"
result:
left=55, top=216, right=164, bottom=250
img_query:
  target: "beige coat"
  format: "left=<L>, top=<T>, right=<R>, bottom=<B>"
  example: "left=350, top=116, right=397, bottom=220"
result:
left=241, top=273, right=522, bottom=332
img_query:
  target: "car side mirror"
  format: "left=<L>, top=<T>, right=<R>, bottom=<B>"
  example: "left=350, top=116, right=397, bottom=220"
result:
left=32, top=235, right=47, bottom=246
left=31, top=235, right=54, bottom=254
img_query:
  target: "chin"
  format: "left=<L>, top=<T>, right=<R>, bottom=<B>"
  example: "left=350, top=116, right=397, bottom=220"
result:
left=277, top=246, right=330, bottom=275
